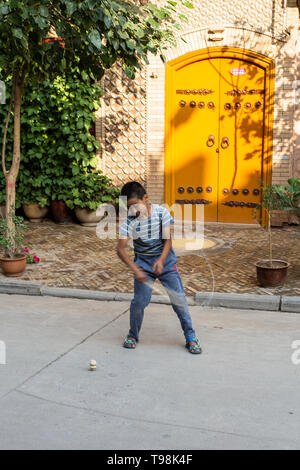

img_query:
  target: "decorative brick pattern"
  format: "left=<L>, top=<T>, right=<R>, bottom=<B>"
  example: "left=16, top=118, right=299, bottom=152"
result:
left=96, top=61, right=147, bottom=187
left=156, top=0, right=285, bottom=38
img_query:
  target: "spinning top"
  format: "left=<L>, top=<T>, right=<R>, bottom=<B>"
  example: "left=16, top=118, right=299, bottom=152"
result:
left=89, top=359, right=97, bottom=371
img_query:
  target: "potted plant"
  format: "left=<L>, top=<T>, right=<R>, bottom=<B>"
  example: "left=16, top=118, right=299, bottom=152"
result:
left=67, top=171, right=120, bottom=226
left=273, top=177, right=300, bottom=225
left=0, top=212, right=27, bottom=277
left=19, top=175, right=50, bottom=223
left=51, top=178, right=74, bottom=224
left=253, top=184, right=290, bottom=287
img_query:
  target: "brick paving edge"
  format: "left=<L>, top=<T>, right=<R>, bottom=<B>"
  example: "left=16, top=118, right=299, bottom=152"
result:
left=0, top=280, right=299, bottom=312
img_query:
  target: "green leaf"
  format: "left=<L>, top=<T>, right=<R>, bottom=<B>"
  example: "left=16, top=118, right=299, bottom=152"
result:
left=0, top=3, right=9, bottom=15
left=13, top=28, right=24, bottom=40
left=127, top=39, right=136, bottom=50
left=88, top=30, right=102, bottom=50
left=66, top=1, right=77, bottom=15
left=104, top=16, right=112, bottom=29
left=182, top=1, right=193, bottom=8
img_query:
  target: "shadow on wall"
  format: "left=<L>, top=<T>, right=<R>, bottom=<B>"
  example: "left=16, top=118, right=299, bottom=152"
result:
left=97, top=60, right=147, bottom=187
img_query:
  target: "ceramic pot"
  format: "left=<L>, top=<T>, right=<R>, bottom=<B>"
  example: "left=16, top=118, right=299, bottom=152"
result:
left=0, top=255, right=26, bottom=277
left=74, top=207, right=105, bottom=227
left=51, top=200, right=73, bottom=224
left=255, top=259, right=290, bottom=287
left=23, top=203, right=49, bottom=223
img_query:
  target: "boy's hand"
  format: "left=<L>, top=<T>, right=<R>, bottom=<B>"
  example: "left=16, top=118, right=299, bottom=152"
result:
left=134, top=267, right=148, bottom=283
left=152, top=258, right=164, bottom=275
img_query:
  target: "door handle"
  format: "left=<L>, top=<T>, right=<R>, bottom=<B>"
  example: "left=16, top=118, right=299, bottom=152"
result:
left=206, top=135, right=215, bottom=147
left=221, top=136, right=230, bottom=149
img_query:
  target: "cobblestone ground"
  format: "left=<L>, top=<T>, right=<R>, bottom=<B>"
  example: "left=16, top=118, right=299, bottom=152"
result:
left=1, top=219, right=299, bottom=296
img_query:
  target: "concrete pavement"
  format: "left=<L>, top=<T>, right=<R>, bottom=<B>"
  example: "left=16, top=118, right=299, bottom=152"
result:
left=0, top=294, right=300, bottom=450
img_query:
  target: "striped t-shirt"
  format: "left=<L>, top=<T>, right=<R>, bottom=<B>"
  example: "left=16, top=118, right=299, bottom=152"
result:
left=119, top=204, right=174, bottom=256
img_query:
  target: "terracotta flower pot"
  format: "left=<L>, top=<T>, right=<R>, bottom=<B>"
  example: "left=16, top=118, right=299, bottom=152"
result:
left=0, top=255, right=26, bottom=277
left=23, top=203, right=49, bottom=223
left=51, top=200, right=73, bottom=224
left=74, top=207, right=105, bottom=227
left=255, top=259, right=290, bottom=287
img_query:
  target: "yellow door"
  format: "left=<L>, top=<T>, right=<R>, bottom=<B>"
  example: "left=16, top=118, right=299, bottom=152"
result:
left=165, top=48, right=274, bottom=225
left=218, top=58, right=265, bottom=223
left=167, top=57, right=220, bottom=222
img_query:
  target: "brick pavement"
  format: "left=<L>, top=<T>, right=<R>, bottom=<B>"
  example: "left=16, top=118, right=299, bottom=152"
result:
left=1, top=220, right=299, bottom=296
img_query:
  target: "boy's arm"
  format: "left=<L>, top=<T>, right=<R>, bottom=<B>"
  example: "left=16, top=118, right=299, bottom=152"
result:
left=160, top=225, right=172, bottom=262
left=153, top=224, right=172, bottom=275
left=117, top=237, right=148, bottom=283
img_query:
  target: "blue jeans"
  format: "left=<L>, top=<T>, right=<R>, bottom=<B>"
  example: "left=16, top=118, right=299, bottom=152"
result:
left=128, top=248, right=196, bottom=342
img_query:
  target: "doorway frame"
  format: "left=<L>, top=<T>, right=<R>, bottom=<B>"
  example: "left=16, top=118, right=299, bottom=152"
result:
left=165, top=46, right=275, bottom=226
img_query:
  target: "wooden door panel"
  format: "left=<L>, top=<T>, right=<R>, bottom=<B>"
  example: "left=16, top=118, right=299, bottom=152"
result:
left=218, top=58, right=264, bottom=223
left=169, top=58, right=220, bottom=222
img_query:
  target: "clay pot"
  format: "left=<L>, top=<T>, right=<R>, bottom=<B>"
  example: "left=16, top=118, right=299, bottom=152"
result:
left=255, top=259, right=290, bottom=287
left=0, top=255, right=26, bottom=277
left=51, top=200, right=73, bottom=224
left=74, top=207, right=105, bottom=227
left=23, top=203, right=49, bottom=223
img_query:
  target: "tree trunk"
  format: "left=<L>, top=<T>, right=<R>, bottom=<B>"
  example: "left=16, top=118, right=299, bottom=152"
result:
left=4, top=71, right=25, bottom=244
left=268, top=210, right=273, bottom=267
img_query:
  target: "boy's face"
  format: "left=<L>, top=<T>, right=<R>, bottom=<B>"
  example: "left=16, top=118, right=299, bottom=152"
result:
left=127, top=195, right=149, bottom=219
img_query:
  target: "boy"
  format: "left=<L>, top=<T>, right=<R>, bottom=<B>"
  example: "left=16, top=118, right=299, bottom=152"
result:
left=117, top=181, right=202, bottom=354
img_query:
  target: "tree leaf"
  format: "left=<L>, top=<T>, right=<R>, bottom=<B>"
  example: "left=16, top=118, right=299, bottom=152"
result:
left=88, top=30, right=102, bottom=50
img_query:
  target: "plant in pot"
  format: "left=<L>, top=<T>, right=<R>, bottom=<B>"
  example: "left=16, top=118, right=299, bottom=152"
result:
left=19, top=175, right=50, bottom=223
left=0, top=211, right=27, bottom=277
left=273, top=177, right=300, bottom=225
left=253, top=184, right=290, bottom=287
left=51, top=178, right=74, bottom=224
left=67, top=171, right=120, bottom=227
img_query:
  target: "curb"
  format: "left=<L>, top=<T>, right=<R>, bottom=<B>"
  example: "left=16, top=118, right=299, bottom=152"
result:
left=0, top=279, right=42, bottom=296
left=40, top=286, right=196, bottom=306
left=195, top=292, right=281, bottom=311
left=0, top=280, right=299, bottom=312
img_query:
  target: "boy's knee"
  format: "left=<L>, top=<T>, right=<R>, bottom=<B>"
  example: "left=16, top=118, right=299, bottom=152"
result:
left=131, top=296, right=150, bottom=311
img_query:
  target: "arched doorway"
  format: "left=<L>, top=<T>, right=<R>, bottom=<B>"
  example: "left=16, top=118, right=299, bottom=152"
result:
left=165, top=47, right=275, bottom=224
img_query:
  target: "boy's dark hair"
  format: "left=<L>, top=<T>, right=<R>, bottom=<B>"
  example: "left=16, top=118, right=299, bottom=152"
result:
left=120, top=181, right=146, bottom=200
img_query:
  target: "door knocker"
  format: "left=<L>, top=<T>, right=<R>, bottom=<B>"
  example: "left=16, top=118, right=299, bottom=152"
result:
left=221, top=136, right=230, bottom=149
left=206, top=135, right=215, bottom=147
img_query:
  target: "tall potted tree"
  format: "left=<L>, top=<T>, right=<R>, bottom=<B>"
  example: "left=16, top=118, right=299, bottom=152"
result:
left=253, top=184, right=290, bottom=287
